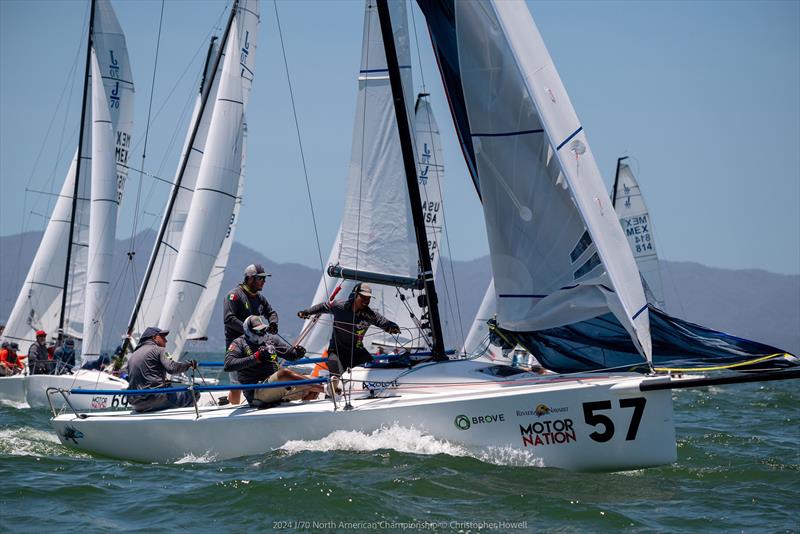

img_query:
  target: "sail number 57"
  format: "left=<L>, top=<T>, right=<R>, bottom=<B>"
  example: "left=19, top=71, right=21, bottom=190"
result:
left=582, top=398, right=646, bottom=442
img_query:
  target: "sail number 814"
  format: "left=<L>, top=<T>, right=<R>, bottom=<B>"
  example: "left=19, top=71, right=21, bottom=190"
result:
left=582, top=397, right=646, bottom=442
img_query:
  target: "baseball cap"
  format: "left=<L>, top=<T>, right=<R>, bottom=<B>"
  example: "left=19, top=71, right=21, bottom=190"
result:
left=357, top=283, right=373, bottom=297
left=35, top=330, right=46, bottom=337
left=64, top=338, right=75, bottom=347
left=140, top=326, right=170, bottom=341
left=246, top=315, right=268, bottom=333
left=244, top=264, right=270, bottom=278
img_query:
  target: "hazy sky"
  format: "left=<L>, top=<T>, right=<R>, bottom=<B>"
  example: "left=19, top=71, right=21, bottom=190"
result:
left=1, top=0, right=798, bottom=278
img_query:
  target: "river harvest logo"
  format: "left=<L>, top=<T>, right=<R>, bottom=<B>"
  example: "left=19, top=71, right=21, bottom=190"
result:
left=454, top=413, right=506, bottom=431
left=515, top=404, right=568, bottom=418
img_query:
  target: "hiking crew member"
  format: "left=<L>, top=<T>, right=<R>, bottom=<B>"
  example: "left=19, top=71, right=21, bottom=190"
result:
left=224, top=315, right=321, bottom=408
left=53, top=338, right=77, bottom=374
left=223, top=263, right=278, bottom=405
left=0, top=342, right=24, bottom=376
left=28, top=330, right=51, bottom=375
left=125, top=327, right=198, bottom=413
left=297, top=283, right=401, bottom=375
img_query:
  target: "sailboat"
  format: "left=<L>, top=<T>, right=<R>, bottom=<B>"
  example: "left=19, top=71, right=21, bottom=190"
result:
left=124, top=0, right=259, bottom=362
left=50, top=0, right=797, bottom=470
left=0, top=0, right=134, bottom=409
left=612, top=157, right=665, bottom=308
left=298, top=1, right=447, bottom=362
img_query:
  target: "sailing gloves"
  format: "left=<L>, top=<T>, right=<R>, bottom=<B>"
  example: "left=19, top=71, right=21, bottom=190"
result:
left=297, top=310, right=310, bottom=319
left=255, top=345, right=276, bottom=363
left=267, top=322, right=278, bottom=335
left=187, top=359, right=198, bottom=370
left=293, top=345, right=306, bottom=359
left=387, top=323, right=401, bottom=335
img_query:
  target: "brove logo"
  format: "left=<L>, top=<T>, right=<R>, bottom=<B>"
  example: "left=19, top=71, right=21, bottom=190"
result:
left=454, top=415, right=471, bottom=430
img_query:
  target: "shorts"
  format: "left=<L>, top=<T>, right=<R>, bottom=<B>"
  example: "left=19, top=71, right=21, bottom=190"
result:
left=253, top=373, right=313, bottom=404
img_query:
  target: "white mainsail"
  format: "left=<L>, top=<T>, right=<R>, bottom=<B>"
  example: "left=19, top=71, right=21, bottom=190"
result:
left=613, top=160, right=665, bottom=309
left=183, top=123, right=248, bottom=352
left=157, top=4, right=259, bottom=357
left=82, top=49, right=119, bottom=361
left=1, top=0, right=134, bottom=350
left=336, top=0, right=417, bottom=282
left=134, top=47, right=222, bottom=341
left=368, top=93, right=446, bottom=352
left=302, top=2, right=446, bottom=355
left=451, top=1, right=651, bottom=359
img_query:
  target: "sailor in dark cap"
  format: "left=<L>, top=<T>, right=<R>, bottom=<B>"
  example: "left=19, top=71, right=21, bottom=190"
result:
left=125, top=327, right=198, bottom=413
left=53, top=338, right=77, bottom=375
left=222, top=263, right=279, bottom=405
left=298, top=283, right=400, bottom=376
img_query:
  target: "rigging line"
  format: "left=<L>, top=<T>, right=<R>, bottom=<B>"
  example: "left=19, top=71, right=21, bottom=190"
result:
left=408, top=1, right=426, bottom=95
left=12, top=4, right=87, bottom=305
left=343, top=1, right=376, bottom=375
left=130, top=0, right=166, bottom=252
left=134, top=3, right=228, bottom=159
left=409, top=12, right=466, bottom=349
left=45, top=1, right=90, bottom=221
left=417, top=124, right=463, bottom=348
left=272, top=1, right=326, bottom=286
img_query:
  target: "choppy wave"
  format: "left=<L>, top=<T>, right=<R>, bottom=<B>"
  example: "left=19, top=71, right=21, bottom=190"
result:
left=279, top=423, right=547, bottom=467
left=0, top=425, right=89, bottom=458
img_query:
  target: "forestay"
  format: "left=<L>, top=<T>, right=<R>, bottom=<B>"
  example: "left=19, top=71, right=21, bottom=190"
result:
left=418, top=0, right=652, bottom=361
left=1, top=0, right=134, bottom=350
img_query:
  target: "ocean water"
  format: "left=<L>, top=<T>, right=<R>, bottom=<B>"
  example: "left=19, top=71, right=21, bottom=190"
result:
left=1, top=379, right=798, bottom=532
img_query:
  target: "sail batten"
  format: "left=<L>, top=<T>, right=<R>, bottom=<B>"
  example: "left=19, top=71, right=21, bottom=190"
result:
left=82, top=49, right=119, bottom=361
left=417, top=0, right=651, bottom=364
left=152, top=2, right=259, bottom=358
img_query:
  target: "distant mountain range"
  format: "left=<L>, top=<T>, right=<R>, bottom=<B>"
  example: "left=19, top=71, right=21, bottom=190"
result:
left=1, top=231, right=798, bottom=356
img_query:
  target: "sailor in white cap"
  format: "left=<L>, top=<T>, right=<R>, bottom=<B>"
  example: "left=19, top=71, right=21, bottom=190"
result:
left=222, top=263, right=278, bottom=405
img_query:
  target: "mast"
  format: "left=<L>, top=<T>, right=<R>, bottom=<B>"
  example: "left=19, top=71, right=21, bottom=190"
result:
left=58, top=0, right=97, bottom=345
left=121, top=0, right=239, bottom=353
left=375, top=0, right=446, bottom=359
left=612, top=156, right=628, bottom=208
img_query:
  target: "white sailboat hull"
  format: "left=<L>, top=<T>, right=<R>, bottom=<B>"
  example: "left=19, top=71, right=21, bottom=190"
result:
left=51, top=361, right=677, bottom=471
left=26, top=370, right=128, bottom=410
